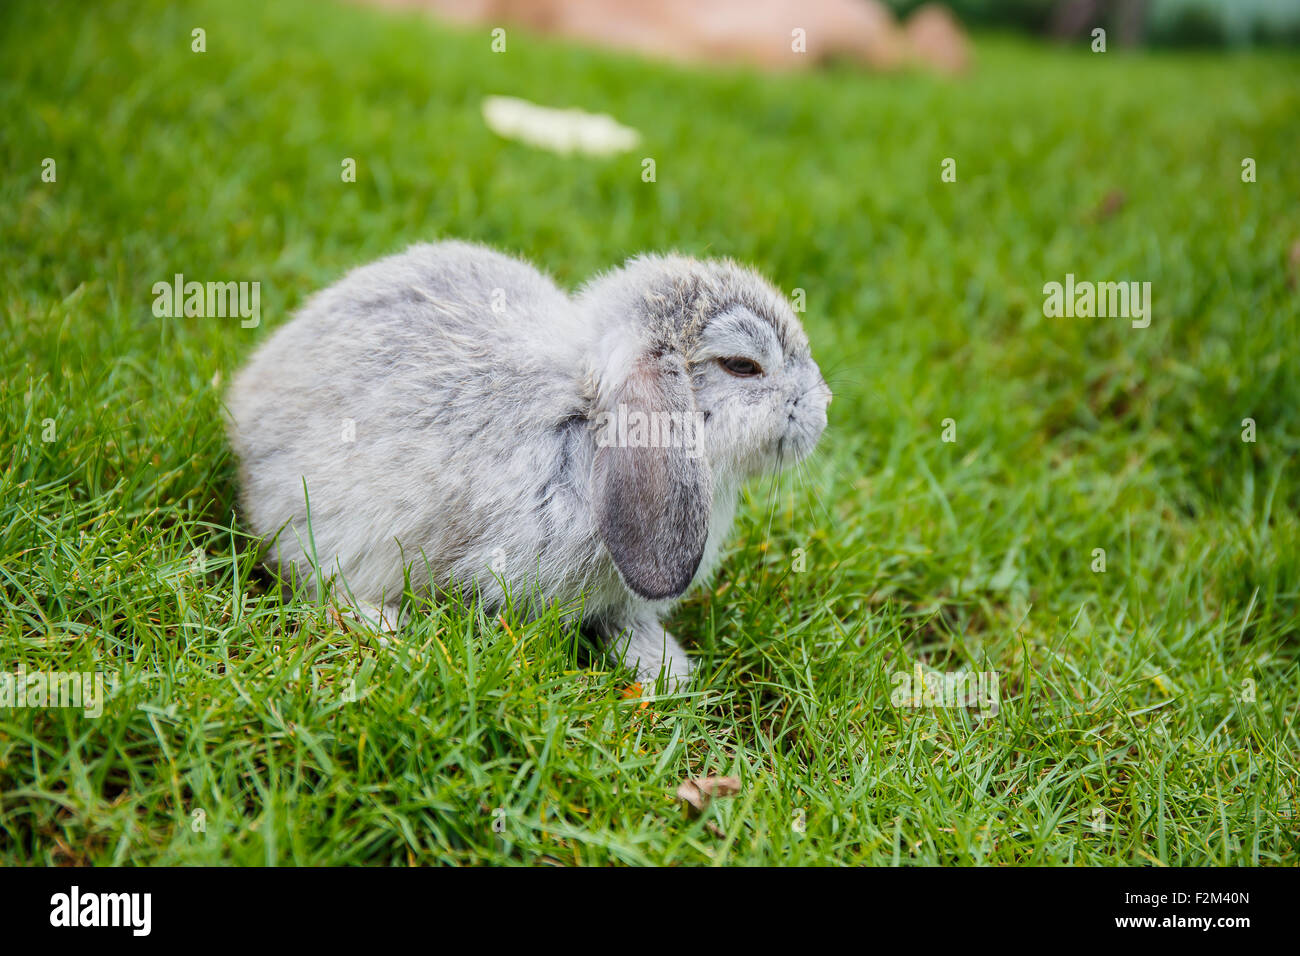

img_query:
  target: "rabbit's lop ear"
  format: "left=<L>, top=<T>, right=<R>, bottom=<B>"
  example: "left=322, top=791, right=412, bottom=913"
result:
left=593, top=350, right=711, bottom=600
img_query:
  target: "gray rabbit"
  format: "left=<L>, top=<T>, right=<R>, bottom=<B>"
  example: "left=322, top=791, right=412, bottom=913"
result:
left=226, top=241, right=830, bottom=685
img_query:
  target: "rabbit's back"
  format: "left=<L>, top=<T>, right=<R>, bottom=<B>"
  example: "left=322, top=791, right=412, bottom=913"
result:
left=227, top=242, right=611, bottom=611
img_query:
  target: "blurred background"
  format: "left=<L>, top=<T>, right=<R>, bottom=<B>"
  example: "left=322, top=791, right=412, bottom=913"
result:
left=373, top=0, right=1300, bottom=77
left=904, top=0, right=1300, bottom=46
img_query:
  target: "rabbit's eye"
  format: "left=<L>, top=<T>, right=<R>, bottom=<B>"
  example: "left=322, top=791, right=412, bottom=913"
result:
left=718, top=357, right=763, bottom=377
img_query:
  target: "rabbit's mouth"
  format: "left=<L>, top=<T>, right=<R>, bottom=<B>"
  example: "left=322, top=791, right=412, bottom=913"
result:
left=775, top=414, right=826, bottom=467
left=774, top=379, right=830, bottom=465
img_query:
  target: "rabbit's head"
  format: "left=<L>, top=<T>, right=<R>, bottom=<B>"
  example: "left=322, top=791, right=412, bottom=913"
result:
left=580, top=255, right=831, bottom=601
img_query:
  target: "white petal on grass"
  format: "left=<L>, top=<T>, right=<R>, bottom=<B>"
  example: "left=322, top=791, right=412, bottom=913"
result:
left=481, top=95, right=640, bottom=157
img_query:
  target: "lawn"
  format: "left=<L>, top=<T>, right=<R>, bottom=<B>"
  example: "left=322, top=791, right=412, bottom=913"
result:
left=1, top=0, right=1297, bottom=865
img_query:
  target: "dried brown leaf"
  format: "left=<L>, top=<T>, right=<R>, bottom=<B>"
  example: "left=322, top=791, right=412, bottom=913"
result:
left=676, top=775, right=742, bottom=815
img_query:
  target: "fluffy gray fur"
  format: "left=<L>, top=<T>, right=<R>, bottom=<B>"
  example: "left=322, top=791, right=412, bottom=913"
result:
left=226, top=241, right=830, bottom=685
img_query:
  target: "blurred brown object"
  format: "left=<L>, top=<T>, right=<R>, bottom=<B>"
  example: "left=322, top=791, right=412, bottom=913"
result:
left=903, top=4, right=970, bottom=74
left=1090, top=188, right=1127, bottom=222
left=369, top=0, right=971, bottom=73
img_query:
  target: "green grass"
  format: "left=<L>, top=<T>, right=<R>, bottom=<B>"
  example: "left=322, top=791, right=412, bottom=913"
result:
left=1, top=0, right=1297, bottom=866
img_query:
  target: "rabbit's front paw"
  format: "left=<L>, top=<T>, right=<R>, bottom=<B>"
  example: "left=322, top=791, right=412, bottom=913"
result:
left=639, top=646, right=695, bottom=692
left=612, top=620, right=694, bottom=690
